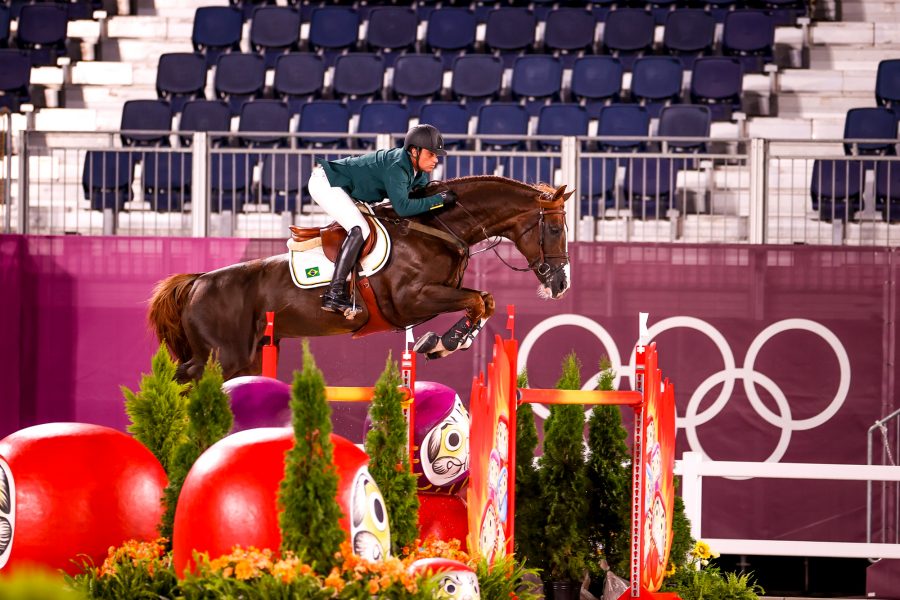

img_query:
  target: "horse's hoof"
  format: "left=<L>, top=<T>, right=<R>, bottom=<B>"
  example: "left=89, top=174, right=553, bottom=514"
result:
left=413, top=332, right=440, bottom=354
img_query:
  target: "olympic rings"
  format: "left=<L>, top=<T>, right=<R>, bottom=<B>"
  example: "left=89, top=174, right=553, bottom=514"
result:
left=517, top=315, right=850, bottom=463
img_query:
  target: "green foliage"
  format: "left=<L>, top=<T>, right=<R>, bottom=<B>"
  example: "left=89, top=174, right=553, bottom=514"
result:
left=662, top=541, right=764, bottom=600
left=3, top=569, right=86, bottom=600
left=473, top=554, right=543, bottom=600
left=513, top=370, right=543, bottom=571
left=159, top=356, right=234, bottom=545
left=67, top=540, right=177, bottom=600
left=278, top=340, right=345, bottom=571
left=122, top=343, right=190, bottom=472
left=668, top=494, right=695, bottom=572
left=538, top=352, right=589, bottom=582
left=365, top=354, right=419, bottom=555
left=585, top=356, right=632, bottom=578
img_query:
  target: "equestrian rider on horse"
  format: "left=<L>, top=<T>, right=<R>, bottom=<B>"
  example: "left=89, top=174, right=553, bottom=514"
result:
left=309, top=124, right=458, bottom=315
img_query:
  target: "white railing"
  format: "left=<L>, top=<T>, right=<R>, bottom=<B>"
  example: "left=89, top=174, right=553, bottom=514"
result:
left=676, top=451, right=900, bottom=559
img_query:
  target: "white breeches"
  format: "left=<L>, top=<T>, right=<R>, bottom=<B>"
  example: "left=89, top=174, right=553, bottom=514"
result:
left=308, top=167, right=371, bottom=239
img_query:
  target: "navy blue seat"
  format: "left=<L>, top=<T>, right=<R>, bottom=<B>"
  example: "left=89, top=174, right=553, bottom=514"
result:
left=484, top=7, right=536, bottom=67
left=179, top=99, right=232, bottom=146
left=510, top=55, right=563, bottom=116
left=16, top=4, right=68, bottom=67
left=537, top=104, right=589, bottom=149
left=210, top=152, right=257, bottom=212
left=704, top=0, right=740, bottom=22
left=274, top=53, right=325, bottom=114
left=689, top=57, right=743, bottom=121
left=156, top=53, right=207, bottom=114
left=426, top=8, right=477, bottom=68
left=0, top=6, right=10, bottom=49
left=192, top=7, right=243, bottom=68
left=392, top=54, right=443, bottom=117
left=357, top=101, right=410, bottom=148
left=332, top=53, right=385, bottom=114
left=755, top=0, right=808, bottom=25
left=83, top=151, right=136, bottom=211
left=843, top=107, right=897, bottom=156
left=419, top=101, right=470, bottom=149
left=259, top=152, right=310, bottom=213
left=581, top=157, right=618, bottom=216
left=722, top=10, right=775, bottom=74
left=571, top=56, right=623, bottom=119
left=0, top=49, right=31, bottom=111
left=544, top=7, right=596, bottom=67
left=630, top=56, right=683, bottom=118
left=297, top=100, right=350, bottom=148
left=366, top=6, right=417, bottom=66
left=476, top=102, right=528, bottom=149
left=230, top=0, right=275, bottom=21
left=308, top=6, right=359, bottom=64
left=876, top=59, right=900, bottom=118
left=239, top=99, right=290, bottom=148
left=451, top=54, right=504, bottom=116
left=875, top=161, right=900, bottom=221
left=249, top=6, right=301, bottom=69
left=597, top=104, right=650, bottom=152
left=143, top=151, right=192, bottom=212
left=657, top=104, right=711, bottom=154
left=65, top=0, right=104, bottom=21
left=121, top=99, right=172, bottom=147
left=663, top=9, right=715, bottom=69
left=810, top=159, right=866, bottom=222
left=214, top=53, right=266, bottom=116
left=623, top=157, right=679, bottom=218
left=601, top=9, right=654, bottom=71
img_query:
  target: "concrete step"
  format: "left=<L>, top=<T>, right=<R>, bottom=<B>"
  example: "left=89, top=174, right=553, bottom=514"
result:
left=71, top=61, right=134, bottom=86
left=766, top=217, right=837, bottom=244
left=100, top=39, right=194, bottom=63
left=777, top=93, right=875, bottom=118
left=810, top=46, right=900, bottom=70
left=106, top=16, right=194, bottom=40
left=779, top=69, right=878, bottom=95
left=681, top=214, right=748, bottom=242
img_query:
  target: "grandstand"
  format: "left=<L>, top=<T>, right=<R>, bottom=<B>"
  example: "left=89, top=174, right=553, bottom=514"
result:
left=0, top=0, right=898, bottom=243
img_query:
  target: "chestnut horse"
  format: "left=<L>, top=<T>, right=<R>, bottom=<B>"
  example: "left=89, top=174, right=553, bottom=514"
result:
left=149, top=176, right=573, bottom=382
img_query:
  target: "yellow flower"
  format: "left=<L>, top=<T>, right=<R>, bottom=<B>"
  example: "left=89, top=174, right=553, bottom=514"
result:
left=234, top=560, right=255, bottom=580
left=691, top=540, right=712, bottom=560
left=665, top=561, right=677, bottom=576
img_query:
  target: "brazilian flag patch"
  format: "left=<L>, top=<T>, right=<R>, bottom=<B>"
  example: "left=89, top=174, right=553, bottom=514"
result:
left=305, top=267, right=320, bottom=278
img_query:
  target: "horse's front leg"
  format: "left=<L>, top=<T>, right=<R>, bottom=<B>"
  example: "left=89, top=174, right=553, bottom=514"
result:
left=410, top=287, right=495, bottom=359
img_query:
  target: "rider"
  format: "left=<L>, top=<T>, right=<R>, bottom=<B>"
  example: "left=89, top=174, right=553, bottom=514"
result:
left=309, top=124, right=458, bottom=315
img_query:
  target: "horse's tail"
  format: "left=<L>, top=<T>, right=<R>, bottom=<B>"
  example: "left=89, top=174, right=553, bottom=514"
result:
left=148, top=273, right=201, bottom=363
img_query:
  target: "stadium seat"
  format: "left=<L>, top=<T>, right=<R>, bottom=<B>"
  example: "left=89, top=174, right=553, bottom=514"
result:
left=249, top=6, right=301, bottom=69
left=623, top=157, right=679, bottom=218
left=419, top=101, right=470, bottom=149
left=537, top=104, right=590, bottom=149
left=143, top=152, right=192, bottom=212
left=810, top=159, right=866, bottom=222
left=451, top=54, right=504, bottom=116
left=510, top=55, right=563, bottom=116
left=875, top=162, right=900, bottom=221
left=82, top=151, right=136, bottom=211
left=308, top=6, right=360, bottom=64
left=704, top=0, right=740, bottom=22
left=663, top=9, right=715, bottom=69
left=179, top=99, right=232, bottom=146
left=657, top=104, right=711, bottom=154
left=570, top=56, right=624, bottom=119
left=357, top=101, right=410, bottom=148
left=0, top=49, right=31, bottom=112
left=722, top=10, right=776, bottom=74
left=601, top=8, right=654, bottom=71
left=876, top=59, right=900, bottom=118
left=274, top=53, right=325, bottom=114
left=365, top=6, right=418, bottom=66
left=755, top=0, right=807, bottom=26
left=392, top=54, right=443, bottom=116
left=544, top=7, right=596, bottom=67
left=65, top=0, right=104, bottom=20
left=230, top=0, right=276, bottom=21
left=238, top=100, right=290, bottom=148
left=476, top=103, right=529, bottom=149
left=630, top=56, right=683, bottom=118
left=0, top=6, right=10, bottom=49
left=16, top=4, right=68, bottom=67
left=597, top=104, right=650, bottom=152
left=259, top=152, right=309, bottom=213
left=581, top=156, right=618, bottom=216
left=484, top=7, right=536, bottom=67
left=120, top=99, right=172, bottom=147
left=332, top=53, right=385, bottom=114
left=214, top=53, right=267, bottom=116
left=425, top=8, right=477, bottom=68
left=297, top=101, right=350, bottom=148
left=192, top=7, right=243, bottom=68
left=156, top=53, right=207, bottom=114
left=209, top=152, right=257, bottom=212
left=843, top=107, right=898, bottom=156
left=689, top=57, right=743, bottom=121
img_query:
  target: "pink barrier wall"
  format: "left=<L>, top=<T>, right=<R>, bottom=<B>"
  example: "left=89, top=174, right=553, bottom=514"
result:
left=1, top=235, right=895, bottom=546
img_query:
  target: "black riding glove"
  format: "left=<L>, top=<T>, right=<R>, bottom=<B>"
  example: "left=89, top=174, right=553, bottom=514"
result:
left=437, top=190, right=458, bottom=208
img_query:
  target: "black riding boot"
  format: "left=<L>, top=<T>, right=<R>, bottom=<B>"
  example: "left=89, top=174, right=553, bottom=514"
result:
left=322, top=226, right=364, bottom=314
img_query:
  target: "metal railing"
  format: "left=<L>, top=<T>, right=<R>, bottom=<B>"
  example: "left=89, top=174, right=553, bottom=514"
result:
left=6, top=130, right=900, bottom=246
left=868, top=409, right=900, bottom=552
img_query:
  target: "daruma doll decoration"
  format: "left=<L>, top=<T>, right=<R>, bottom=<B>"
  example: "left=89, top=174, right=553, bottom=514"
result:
left=0, top=423, right=167, bottom=575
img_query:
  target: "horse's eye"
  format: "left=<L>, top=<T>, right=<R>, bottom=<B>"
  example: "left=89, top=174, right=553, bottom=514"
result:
left=549, top=225, right=562, bottom=235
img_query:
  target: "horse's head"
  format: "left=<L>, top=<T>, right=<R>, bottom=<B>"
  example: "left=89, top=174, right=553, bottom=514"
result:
left=522, top=184, right=574, bottom=300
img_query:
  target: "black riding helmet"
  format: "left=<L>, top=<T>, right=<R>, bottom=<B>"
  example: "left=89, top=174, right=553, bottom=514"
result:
left=404, top=124, right=447, bottom=156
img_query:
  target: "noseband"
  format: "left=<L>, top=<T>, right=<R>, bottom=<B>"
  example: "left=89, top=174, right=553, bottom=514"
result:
left=519, top=205, right=569, bottom=282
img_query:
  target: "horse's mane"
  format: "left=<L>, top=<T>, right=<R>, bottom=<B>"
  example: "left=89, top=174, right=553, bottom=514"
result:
left=410, top=175, right=553, bottom=199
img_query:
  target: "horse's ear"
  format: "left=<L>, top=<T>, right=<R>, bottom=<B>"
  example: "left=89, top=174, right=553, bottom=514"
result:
left=551, top=184, right=572, bottom=203
left=563, top=189, right=575, bottom=202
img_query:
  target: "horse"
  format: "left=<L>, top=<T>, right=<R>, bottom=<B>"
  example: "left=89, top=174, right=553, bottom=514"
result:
left=148, top=175, right=574, bottom=382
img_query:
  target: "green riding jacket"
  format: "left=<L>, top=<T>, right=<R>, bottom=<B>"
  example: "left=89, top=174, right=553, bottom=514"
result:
left=317, top=147, right=446, bottom=217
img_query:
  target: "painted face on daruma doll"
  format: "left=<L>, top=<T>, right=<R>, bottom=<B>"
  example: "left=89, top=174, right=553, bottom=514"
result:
left=495, top=418, right=509, bottom=463
left=418, top=389, right=470, bottom=491
left=350, top=468, right=390, bottom=561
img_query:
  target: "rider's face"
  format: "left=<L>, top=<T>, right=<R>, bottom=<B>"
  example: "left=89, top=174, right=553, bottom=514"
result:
left=412, top=148, right=440, bottom=173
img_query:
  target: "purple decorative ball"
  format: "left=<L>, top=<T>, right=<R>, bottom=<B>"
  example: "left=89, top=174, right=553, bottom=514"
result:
left=223, top=376, right=292, bottom=433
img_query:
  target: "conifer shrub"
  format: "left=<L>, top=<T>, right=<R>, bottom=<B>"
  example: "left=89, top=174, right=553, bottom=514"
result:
left=278, top=340, right=345, bottom=571
left=513, top=369, right=544, bottom=572
left=365, top=354, right=419, bottom=555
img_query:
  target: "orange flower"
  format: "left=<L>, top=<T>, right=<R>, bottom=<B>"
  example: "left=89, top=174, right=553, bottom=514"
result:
left=324, top=567, right=346, bottom=592
left=367, top=579, right=380, bottom=594
left=234, top=560, right=254, bottom=580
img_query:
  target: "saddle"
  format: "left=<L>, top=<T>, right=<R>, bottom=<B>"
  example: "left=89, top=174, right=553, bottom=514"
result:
left=288, top=213, right=379, bottom=263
